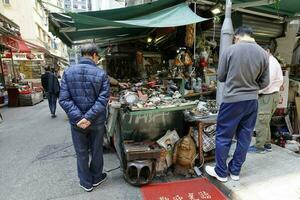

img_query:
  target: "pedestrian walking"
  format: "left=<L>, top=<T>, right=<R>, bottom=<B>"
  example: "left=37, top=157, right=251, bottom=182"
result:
left=41, top=66, right=60, bottom=118
left=205, top=26, right=270, bottom=182
left=248, top=46, right=283, bottom=154
left=59, top=43, right=110, bottom=192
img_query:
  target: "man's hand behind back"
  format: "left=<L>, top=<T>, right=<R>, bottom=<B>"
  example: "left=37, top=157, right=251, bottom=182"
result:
left=77, top=118, right=91, bottom=129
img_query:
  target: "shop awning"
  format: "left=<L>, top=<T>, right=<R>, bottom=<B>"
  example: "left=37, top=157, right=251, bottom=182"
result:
left=221, top=0, right=300, bottom=17
left=49, top=0, right=208, bottom=46
left=0, top=36, right=31, bottom=53
left=15, top=38, right=31, bottom=53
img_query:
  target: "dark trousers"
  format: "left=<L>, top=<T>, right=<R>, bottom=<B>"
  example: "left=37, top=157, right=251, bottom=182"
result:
left=215, top=100, right=258, bottom=177
left=47, top=93, right=57, bottom=115
left=71, top=124, right=105, bottom=188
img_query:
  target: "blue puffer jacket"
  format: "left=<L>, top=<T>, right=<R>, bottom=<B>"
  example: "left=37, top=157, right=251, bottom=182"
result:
left=59, top=57, right=110, bottom=126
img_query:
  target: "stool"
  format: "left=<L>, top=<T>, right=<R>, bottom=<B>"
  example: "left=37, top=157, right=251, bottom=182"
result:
left=124, top=159, right=155, bottom=186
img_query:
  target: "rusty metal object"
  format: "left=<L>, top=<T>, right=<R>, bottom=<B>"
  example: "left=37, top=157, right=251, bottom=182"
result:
left=123, top=142, right=163, bottom=161
left=124, top=160, right=155, bottom=186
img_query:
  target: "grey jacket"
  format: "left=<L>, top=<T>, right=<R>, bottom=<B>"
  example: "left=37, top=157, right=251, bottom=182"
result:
left=218, top=40, right=269, bottom=103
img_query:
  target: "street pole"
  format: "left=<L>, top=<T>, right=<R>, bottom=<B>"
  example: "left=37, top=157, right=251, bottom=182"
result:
left=216, top=0, right=234, bottom=106
left=0, top=56, right=6, bottom=90
left=10, top=49, right=16, bottom=82
left=193, top=2, right=196, bottom=60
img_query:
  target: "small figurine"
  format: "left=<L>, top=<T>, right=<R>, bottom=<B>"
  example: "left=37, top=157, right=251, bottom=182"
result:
left=173, top=127, right=197, bottom=174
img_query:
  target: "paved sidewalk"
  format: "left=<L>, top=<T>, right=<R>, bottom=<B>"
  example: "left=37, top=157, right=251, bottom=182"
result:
left=1, top=101, right=299, bottom=200
left=0, top=102, right=141, bottom=200
left=205, top=140, right=300, bottom=200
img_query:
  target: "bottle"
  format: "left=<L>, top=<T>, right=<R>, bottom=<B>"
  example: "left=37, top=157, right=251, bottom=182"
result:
left=197, top=78, right=202, bottom=92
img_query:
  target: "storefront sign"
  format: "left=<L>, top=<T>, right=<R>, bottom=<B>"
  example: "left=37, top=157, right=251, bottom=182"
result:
left=12, top=53, right=27, bottom=60
left=32, top=53, right=44, bottom=61
left=12, top=53, right=44, bottom=61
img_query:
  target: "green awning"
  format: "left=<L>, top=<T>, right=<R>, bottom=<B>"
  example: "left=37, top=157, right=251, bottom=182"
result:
left=225, top=0, right=300, bottom=17
left=49, top=0, right=207, bottom=46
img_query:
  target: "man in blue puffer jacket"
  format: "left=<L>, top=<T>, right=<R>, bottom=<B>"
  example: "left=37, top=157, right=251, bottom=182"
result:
left=59, top=43, right=110, bottom=192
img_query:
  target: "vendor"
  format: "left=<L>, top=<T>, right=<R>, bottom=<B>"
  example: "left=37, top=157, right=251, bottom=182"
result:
left=97, top=59, right=129, bottom=89
left=108, top=75, right=129, bottom=89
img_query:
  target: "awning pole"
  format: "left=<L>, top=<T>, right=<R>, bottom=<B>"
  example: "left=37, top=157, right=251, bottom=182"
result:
left=10, top=48, right=16, bottom=82
left=194, top=2, right=197, bottom=60
left=0, top=56, right=6, bottom=90
left=216, top=0, right=234, bottom=106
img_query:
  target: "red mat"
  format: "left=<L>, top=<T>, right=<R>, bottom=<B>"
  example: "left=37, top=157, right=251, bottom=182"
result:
left=141, top=178, right=227, bottom=200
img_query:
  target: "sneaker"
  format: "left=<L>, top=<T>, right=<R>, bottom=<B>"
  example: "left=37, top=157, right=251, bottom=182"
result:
left=230, top=173, right=240, bottom=181
left=93, top=173, right=107, bottom=187
left=264, top=144, right=272, bottom=152
left=51, top=114, right=57, bottom=118
left=248, top=146, right=266, bottom=154
left=80, top=184, right=93, bottom=192
left=205, top=166, right=228, bottom=182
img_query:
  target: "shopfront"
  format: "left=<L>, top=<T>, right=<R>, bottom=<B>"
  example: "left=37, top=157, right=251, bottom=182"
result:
left=48, top=0, right=300, bottom=186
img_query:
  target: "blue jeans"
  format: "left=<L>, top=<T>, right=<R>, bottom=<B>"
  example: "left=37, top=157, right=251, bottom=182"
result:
left=71, top=124, right=105, bottom=188
left=47, top=93, right=57, bottom=115
left=215, top=100, right=258, bottom=177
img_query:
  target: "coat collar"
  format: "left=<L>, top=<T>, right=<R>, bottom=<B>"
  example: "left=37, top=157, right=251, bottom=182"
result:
left=79, top=57, right=97, bottom=67
left=239, top=36, right=256, bottom=43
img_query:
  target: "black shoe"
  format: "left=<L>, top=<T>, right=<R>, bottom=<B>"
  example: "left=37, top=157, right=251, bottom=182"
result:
left=248, top=145, right=266, bottom=154
left=79, top=184, right=93, bottom=192
left=264, top=144, right=272, bottom=152
left=93, top=173, right=107, bottom=187
left=51, top=114, right=57, bottom=118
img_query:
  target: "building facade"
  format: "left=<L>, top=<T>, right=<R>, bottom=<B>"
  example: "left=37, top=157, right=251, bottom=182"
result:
left=0, top=0, right=69, bottom=82
left=64, top=0, right=92, bottom=12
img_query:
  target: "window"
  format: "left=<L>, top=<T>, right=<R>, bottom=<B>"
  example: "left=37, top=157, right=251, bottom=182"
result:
left=37, top=25, right=43, bottom=40
left=43, top=32, right=46, bottom=42
left=74, top=5, right=78, bottom=9
left=81, top=5, right=86, bottom=10
left=3, top=0, right=10, bottom=5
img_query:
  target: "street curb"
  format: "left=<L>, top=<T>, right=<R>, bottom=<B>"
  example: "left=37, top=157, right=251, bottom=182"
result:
left=203, top=173, right=238, bottom=200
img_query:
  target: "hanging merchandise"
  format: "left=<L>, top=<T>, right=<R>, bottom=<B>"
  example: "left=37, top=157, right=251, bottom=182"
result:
left=185, top=24, right=195, bottom=48
left=202, top=124, right=216, bottom=152
left=136, top=51, right=143, bottom=65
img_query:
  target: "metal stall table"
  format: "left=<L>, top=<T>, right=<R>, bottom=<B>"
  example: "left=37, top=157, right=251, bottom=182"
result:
left=107, top=104, right=198, bottom=172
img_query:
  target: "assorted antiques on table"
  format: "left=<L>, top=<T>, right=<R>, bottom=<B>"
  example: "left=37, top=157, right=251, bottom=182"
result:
left=118, top=97, right=218, bottom=186
left=105, top=46, right=218, bottom=186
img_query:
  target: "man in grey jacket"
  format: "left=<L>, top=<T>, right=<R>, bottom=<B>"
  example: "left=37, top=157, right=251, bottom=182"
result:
left=205, top=26, right=269, bottom=182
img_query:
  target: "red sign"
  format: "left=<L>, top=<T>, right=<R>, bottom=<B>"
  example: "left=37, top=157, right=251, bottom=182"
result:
left=0, top=36, right=18, bottom=51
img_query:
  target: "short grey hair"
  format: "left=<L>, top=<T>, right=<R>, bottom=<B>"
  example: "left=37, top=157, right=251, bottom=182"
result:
left=234, top=26, right=254, bottom=37
left=80, top=43, right=99, bottom=57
